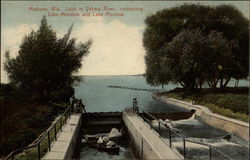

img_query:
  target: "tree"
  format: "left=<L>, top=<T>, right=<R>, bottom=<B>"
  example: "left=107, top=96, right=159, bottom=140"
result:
left=4, top=16, right=92, bottom=102
left=160, top=29, right=237, bottom=90
left=205, top=31, right=238, bottom=88
left=143, top=4, right=249, bottom=89
left=145, top=49, right=172, bottom=88
left=160, top=29, right=207, bottom=90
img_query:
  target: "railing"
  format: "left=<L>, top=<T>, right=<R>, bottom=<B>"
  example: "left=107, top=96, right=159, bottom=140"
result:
left=4, top=104, right=74, bottom=160
left=140, top=111, right=233, bottom=160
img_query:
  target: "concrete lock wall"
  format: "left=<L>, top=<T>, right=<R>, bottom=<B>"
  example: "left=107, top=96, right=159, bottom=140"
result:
left=123, top=109, right=183, bottom=160
left=64, top=114, right=82, bottom=160
left=153, top=94, right=249, bottom=141
left=42, top=113, right=82, bottom=160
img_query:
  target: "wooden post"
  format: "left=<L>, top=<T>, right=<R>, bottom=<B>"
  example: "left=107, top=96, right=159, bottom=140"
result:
left=60, top=117, right=62, bottom=131
left=209, top=147, right=212, bottom=160
left=158, top=121, right=161, bottom=137
left=64, top=114, right=67, bottom=124
left=54, top=125, right=57, bottom=141
left=169, top=128, right=172, bottom=148
left=141, top=139, right=143, bottom=158
left=183, top=139, right=186, bottom=159
left=48, top=132, right=51, bottom=151
left=37, top=142, right=40, bottom=160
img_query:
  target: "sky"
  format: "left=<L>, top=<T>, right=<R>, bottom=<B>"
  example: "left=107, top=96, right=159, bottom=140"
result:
left=1, top=1, right=249, bottom=83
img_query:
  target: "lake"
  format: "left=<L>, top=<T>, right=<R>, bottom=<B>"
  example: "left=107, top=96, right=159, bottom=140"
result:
left=74, top=75, right=248, bottom=113
left=74, top=75, right=186, bottom=113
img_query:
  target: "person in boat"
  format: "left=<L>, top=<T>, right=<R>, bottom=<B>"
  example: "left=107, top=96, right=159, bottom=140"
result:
left=85, top=135, right=120, bottom=154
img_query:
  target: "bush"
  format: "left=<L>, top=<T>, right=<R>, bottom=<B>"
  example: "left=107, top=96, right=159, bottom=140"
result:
left=0, top=96, right=60, bottom=157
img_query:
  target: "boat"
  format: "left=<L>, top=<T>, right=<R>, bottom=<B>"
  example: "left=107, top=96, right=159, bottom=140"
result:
left=84, top=135, right=120, bottom=154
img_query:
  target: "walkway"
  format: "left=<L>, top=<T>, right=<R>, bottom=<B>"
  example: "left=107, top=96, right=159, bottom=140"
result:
left=42, top=113, right=81, bottom=160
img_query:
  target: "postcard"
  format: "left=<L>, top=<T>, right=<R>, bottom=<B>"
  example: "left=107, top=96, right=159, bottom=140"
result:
left=1, top=1, right=249, bottom=160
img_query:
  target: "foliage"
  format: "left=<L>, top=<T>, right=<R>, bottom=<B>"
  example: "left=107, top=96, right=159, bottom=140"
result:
left=0, top=84, right=68, bottom=157
left=4, top=16, right=92, bottom=102
left=0, top=95, right=50, bottom=156
left=160, top=29, right=238, bottom=90
left=143, top=4, right=249, bottom=90
left=145, top=50, right=172, bottom=87
left=163, top=87, right=248, bottom=122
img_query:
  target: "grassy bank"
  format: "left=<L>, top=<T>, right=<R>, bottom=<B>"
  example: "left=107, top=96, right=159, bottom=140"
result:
left=158, top=87, right=248, bottom=122
left=0, top=84, right=65, bottom=158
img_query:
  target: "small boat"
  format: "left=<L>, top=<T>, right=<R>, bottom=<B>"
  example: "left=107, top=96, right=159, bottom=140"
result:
left=84, top=135, right=120, bottom=154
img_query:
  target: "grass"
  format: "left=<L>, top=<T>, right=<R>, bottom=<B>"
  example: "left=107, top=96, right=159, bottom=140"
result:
left=14, top=116, right=67, bottom=160
left=159, top=87, right=249, bottom=122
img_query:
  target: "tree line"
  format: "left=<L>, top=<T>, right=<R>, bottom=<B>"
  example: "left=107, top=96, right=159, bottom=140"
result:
left=143, top=4, right=249, bottom=90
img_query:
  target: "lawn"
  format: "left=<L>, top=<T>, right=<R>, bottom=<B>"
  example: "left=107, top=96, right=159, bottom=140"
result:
left=158, top=87, right=249, bottom=122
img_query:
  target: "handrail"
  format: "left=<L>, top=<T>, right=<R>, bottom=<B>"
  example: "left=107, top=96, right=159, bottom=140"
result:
left=144, top=111, right=158, bottom=121
left=4, top=104, right=74, bottom=160
left=141, top=111, right=233, bottom=160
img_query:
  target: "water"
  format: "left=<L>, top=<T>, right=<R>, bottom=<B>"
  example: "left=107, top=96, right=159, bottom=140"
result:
left=151, top=116, right=249, bottom=160
left=79, top=143, right=135, bottom=160
left=74, top=75, right=249, bottom=160
left=74, top=75, right=187, bottom=113
left=74, top=75, right=248, bottom=113
left=75, top=75, right=186, bottom=160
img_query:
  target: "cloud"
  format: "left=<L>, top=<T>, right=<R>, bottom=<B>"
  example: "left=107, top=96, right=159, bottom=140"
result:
left=1, top=24, right=38, bottom=83
left=1, top=17, right=146, bottom=83
left=72, top=17, right=146, bottom=75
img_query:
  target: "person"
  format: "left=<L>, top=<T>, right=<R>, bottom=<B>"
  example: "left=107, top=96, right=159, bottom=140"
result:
left=75, top=99, right=81, bottom=112
left=70, top=96, right=76, bottom=112
left=133, top=98, right=137, bottom=111
left=70, top=96, right=76, bottom=106
left=79, top=99, right=86, bottom=113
